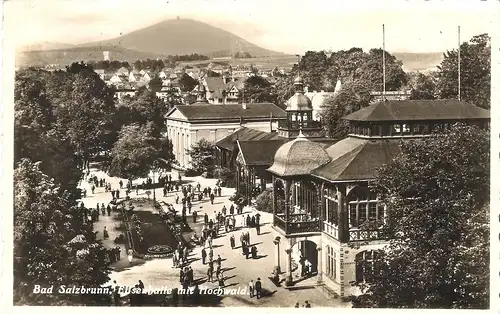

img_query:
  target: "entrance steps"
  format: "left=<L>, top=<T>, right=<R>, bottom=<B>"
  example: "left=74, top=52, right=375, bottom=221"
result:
left=284, top=276, right=320, bottom=291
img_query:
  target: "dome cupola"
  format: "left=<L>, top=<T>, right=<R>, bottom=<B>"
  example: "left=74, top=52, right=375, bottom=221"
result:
left=267, top=131, right=331, bottom=176
left=285, top=76, right=312, bottom=111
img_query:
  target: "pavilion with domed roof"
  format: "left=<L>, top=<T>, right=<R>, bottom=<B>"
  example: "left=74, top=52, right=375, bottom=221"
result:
left=265, top=93, right=490, bottom=296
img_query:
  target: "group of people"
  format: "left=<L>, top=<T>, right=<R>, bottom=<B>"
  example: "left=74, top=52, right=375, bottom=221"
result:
left=172, top=242, right=190, bottom=268
left=106, top=246, right=122, bottom=264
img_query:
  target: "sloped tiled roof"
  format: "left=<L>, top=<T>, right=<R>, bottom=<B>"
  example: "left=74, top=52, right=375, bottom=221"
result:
left=216, top=127, right=281, bottom=151
left=238, top=140, right=287, bottom=166
left=311, top=137, right=402, bottom=181
left=205, top=77, right=226, bottom=98
left=343, top=99, right=490, bottom=122
left=168, top=103, right=285, bottom=121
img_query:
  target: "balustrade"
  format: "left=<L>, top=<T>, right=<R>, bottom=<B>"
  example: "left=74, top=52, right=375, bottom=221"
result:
left=349, top=228, right=388, bottom=241
left=273, top=214, right=321, bottom=234
left=278, top=120, right=322, bottom=130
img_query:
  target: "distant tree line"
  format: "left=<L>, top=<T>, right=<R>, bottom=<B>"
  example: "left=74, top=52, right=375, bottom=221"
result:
left=233, top=52, right=253, bottom=59
left=89, top=54, right=210, bottom=72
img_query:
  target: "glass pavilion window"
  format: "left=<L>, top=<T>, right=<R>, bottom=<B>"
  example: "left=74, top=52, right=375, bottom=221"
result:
left=324, top=186, right=338, bottom=225
left=347, top=186, right=383, bottom=229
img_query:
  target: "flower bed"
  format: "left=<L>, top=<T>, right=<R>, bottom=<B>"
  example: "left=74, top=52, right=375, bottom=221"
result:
left=115, top=199, right=179, bottom=259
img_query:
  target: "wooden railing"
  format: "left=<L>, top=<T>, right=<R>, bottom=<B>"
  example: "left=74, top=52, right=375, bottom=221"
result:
left=273, top=214, right=321, bottom=234
left=349, top=228, right=388, bottom=241
left=323, top=221, right=339, bottom=239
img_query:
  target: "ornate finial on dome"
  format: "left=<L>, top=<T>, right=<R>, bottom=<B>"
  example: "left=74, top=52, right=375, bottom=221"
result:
left=297, top=128, right=306, bottom=139
left=293, top=76, right=304, bottom=93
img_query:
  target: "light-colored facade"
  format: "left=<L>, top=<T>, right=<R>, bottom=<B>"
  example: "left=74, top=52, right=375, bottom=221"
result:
left=165, top=103, right=286, bottom=169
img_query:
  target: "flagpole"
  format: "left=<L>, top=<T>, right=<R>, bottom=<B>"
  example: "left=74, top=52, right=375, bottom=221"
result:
left=382, top=24, right=386, bottom=99
left=458, top=25, right=461, bottom=101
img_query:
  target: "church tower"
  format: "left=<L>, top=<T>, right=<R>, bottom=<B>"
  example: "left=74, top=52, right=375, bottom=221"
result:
left=278, top=76, right=324, bottom=138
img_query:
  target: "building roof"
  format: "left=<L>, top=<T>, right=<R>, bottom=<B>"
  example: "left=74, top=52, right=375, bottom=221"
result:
left=167, top=103, right=286, bottom=122
left=267, top=132, right=331, bottom=177
left=342, top=99, right=490, bottom=122
left=311, top=137, right=402, bottom=181
left=238, top=140, right=287, bottom=166
left=216, top=127, right=281, bottom=151
left=204, top=77, right=226, bottom=96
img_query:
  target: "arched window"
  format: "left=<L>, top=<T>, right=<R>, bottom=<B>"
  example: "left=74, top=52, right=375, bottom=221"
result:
left=355, top=250, right=379, bottom=283
left=347, top=186, right=383, bottom=228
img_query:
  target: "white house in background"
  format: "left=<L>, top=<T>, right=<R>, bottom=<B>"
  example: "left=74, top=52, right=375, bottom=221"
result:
left=156, top=86, right=182, bottom=100
left=116, top=67, right=130, bottom=76
left=94, top=69, right=106, bottom=80
left=109, top=74, right=126, bottom=84
left=129, top=72, right=142, bottom=83
left=141, top=72, right=153, bottom=83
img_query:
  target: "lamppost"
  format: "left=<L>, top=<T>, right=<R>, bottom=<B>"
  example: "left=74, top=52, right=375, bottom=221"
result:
left=152, top=160, right=159, bottom=203
left=273, top=236, right=281, bottom=275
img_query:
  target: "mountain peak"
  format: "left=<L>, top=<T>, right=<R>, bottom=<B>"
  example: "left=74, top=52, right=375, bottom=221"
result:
left=83, top=18, right=282, bottom=57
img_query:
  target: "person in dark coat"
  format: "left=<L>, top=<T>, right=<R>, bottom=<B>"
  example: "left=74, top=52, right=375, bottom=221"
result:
left=107, top=204, right=111, bottom=216
left=229, top=204, right=234, bottom=215
left=230, top=234, right=235, bottom=249
left=218, top=187, right=222, bottom=197
left=246, top=215, right=251, bottom=228
left=256, top=223, right=261, bottom=235
left=251, top=246, right=257, bottom=259
left=116, top=190, right=120, bottom=199
left=210, top=193, right=215, bottom=205
left=204, top=213, right=209, bottom=224
left=244, top=245, right=250, bottom=259
left=222, top=205, right=227, bottom=216
left=207, top=187, right=212, bottom=196
left=255, top=278, right=262, bottom=299
left=193, top=210, right=197, bottom=223
left=201, top=248, right=207, bottom=264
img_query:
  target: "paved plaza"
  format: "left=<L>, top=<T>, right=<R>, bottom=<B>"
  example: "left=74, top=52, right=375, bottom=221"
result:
left=77, top=164, right=349, bottom=307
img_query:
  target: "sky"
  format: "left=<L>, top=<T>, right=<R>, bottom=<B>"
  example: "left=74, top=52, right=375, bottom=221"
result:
left=3, top=0, right=497, bottom=54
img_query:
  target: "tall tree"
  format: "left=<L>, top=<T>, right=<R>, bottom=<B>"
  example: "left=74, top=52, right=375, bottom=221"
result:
left=320, top=79, right=373, bottom=137
left=51, top=63, right=118, bottom=163
left=357, top=48, right=408, bottom=91
left=436, top=34, right=490, bottom=109
left=109, top=123, right=169, bottom=180
left=406, top=71, right=437, bottom=100
left=14, top=159, right=110, bottom=305
left=115, top=87, right=167, bottom=137
left=354, top=124, right=489, bottom=309
left=186, top=139, right=216, bottom=176
left=241, top=75, right=276, bottom=103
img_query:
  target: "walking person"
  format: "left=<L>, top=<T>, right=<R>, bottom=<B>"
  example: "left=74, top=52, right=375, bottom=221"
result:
left=103, top=226, right=109, bottom=239
left=127, top=249, right=133, bottom=265
left=119, top=180, right=123, bottom=189
left=249, top=280, right=255, bottom=298
left=101, top=203, right=106, bottom=216
left=255, top=278, right=262, bottom=299
left=107, top=204, right=111, bottom=216
left=200, top=246, right=207, bottom=264
left=230, top=234, right=235, bottom=249
left=210, top=193, right=215, bottom=205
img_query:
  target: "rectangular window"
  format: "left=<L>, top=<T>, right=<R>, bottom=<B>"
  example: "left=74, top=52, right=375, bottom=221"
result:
left=349, top=204, right=358, bottom=227
left=422, top=124, right=430, bottom=134
left=368, top=203, right=377, bottom=221
left=379, top=206, right=385, bottom=222
left=358, top=204, right=367, bottom=224
left=381, top=124, right=391, bottom=136
left=402, top=124, right=411, bottom=134
left=393, top=124, right=401, bottom=134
